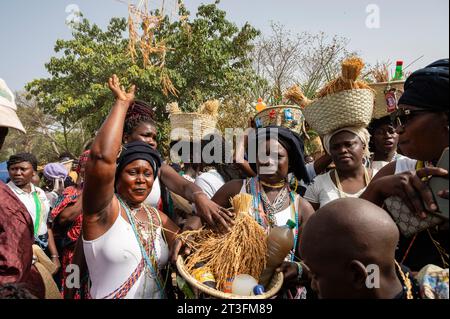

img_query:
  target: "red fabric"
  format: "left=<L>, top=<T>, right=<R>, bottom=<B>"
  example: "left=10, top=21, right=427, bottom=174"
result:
left=50, top=186, right=83, bottom=298
left=0, top=181, right=45, bottom=298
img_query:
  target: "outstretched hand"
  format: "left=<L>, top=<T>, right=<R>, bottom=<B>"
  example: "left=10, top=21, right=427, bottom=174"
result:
left=194, top=194, right=235, bottom=232
left=108, top=74, right=136, bottom=103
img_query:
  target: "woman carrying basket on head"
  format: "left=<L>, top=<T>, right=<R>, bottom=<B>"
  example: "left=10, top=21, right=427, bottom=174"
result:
left=295, top=57, right=379, bottom=210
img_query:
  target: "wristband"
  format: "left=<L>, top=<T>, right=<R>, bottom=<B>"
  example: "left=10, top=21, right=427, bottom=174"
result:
left=294, top=262, right=303, bottom=281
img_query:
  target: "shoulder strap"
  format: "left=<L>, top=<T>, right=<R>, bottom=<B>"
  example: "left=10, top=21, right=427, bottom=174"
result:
left=32, top=191, right=42, bottom=236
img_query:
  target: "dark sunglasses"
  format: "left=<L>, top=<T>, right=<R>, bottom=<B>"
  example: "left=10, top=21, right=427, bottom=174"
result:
left=390, top=108, right=435, bottom=128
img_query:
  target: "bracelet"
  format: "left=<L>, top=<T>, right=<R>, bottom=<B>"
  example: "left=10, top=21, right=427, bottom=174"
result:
left=294, top=262, right=303, bottom=281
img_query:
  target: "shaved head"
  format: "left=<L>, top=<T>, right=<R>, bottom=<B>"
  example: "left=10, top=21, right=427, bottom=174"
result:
left=300, top=198, right=401, bottom=299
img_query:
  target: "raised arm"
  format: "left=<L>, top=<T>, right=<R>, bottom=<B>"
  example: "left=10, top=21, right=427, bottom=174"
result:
left=82, top=75, right=135, bottom=232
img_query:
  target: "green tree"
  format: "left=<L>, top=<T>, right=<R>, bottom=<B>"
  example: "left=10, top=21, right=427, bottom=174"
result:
left=27, top=1, right=262, bottom=155
left=0, top=94, right=87, bottom=164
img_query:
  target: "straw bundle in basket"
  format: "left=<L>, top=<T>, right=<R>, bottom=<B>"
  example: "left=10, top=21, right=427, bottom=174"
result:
left=369, top=81, right=405, bottom=119
left=301, top=57, right=375, bottom=136
left=176, top=193, right=284, bottom=299
left=254, top=105, right=306, bottom=135
left=168, top=100, right=220, bottom=141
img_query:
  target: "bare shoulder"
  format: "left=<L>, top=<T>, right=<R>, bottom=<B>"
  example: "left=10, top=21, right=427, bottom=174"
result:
left=299, top=196, right=315, bottom=225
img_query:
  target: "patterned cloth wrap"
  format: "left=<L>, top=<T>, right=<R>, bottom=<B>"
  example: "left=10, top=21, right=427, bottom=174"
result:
left=416, top=264, right=449, bottom=299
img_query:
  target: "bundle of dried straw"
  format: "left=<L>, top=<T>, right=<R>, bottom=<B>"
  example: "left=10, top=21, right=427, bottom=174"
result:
left=177, top=194, right=267, bottom=291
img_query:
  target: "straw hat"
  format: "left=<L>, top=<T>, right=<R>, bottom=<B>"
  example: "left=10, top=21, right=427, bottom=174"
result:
left=0, top=78, right=26, bottom=133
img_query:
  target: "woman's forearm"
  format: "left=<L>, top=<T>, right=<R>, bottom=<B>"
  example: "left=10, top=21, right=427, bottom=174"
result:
left=89, top=99, right=131, bottom=164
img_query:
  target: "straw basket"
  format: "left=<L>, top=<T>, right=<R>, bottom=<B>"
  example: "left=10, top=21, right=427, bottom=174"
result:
left=303, top=89, right=375, bottom=136
left=176, top=256, right=284, bottom=299
left=170, top=113, right=218, bottom=141
left=369, top=81, right=405, bottom=119
left=254, top=105, right=306, bottom=134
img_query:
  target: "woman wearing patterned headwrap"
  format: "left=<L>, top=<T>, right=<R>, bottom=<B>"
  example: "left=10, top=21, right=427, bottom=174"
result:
left=362, top=59, right=449, bottom=271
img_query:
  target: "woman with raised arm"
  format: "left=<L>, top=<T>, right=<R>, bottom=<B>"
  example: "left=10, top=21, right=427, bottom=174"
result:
left=82, top=75, right=179, bottom=299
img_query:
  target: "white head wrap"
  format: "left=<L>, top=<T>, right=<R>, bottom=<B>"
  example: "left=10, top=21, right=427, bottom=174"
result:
left=323, top=127, right=371, bottom=160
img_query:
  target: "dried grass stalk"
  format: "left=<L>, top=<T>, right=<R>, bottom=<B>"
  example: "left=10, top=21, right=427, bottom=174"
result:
left=284, top=85, right=312, bottom=109
left=178, top=194, right=268, bottom=291
left=371, top=62, right=391, bottom=83
left=166, top=102, right=181, bottom=114
left=161, top=68, right=179, bottom=97
left=199, top=100, right=220, bottom=117
left=317, top=57, right=373, bottom=98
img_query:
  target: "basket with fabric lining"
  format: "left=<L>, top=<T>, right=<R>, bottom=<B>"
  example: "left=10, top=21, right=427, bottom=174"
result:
left=303, top=89, right=375, bottom=136
left=176, top=255, right=283, bottom=299
left=369, top=81, right=405, bottom=119
left=254, top=105, right=306, bottom=134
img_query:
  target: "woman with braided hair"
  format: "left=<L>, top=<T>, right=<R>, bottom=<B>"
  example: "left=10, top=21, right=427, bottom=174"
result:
left=82, top=75, right=181, bottom=299
left=123, top=99, right=234, bottom=231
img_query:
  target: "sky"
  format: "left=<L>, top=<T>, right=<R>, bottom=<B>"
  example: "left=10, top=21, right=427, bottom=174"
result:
left=0, top=0, right=448, bottom=91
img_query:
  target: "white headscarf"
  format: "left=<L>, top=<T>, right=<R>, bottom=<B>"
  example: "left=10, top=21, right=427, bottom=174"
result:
left=323, top=127, right=371, bottom=160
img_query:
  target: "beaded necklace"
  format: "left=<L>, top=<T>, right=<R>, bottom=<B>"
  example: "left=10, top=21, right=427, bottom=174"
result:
left=248, top=177, right=299, bottom=262
left=117, top=196, right=165, bottom=298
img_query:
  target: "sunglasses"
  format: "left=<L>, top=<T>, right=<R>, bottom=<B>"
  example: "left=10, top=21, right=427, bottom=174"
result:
left=390, top=108, right=435, bottom=128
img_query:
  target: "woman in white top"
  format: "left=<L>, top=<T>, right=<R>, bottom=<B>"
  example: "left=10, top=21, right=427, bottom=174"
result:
left=82, top=75, right=179, bottom=299
left=304, top=127, right=378, bottom=209
left=212, top=126, right=314, bottom=295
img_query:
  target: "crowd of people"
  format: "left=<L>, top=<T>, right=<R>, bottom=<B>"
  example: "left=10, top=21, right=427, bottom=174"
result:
left=0, top=59, right=448, bottom=300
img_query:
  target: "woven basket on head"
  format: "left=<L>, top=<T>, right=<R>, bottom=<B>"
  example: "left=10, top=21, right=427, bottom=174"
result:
left=254, top=105, right=306, bottom=135
left=176, top=256, right=283, bottom=299
left=303, top=89, right=375, bottom=136
left=369, top=81, right=405, bottom=119
left=170, top=113, right=218, bottom=141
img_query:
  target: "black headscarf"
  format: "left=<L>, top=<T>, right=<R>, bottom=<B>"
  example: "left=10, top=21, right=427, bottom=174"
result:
left=248, top=126, right=311, bottom=184
left=116, top=141, right=162, bottom=181
left=398, top=59, right=449, bottom=111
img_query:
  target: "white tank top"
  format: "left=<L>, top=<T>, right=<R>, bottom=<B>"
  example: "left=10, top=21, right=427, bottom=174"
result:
left=83, top=205, right=169, bottom=299
left=144, top=177, right=161, bottom=208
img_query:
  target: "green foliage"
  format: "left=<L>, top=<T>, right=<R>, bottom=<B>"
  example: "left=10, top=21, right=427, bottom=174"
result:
left=27, top=2, right=262, bottom=156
